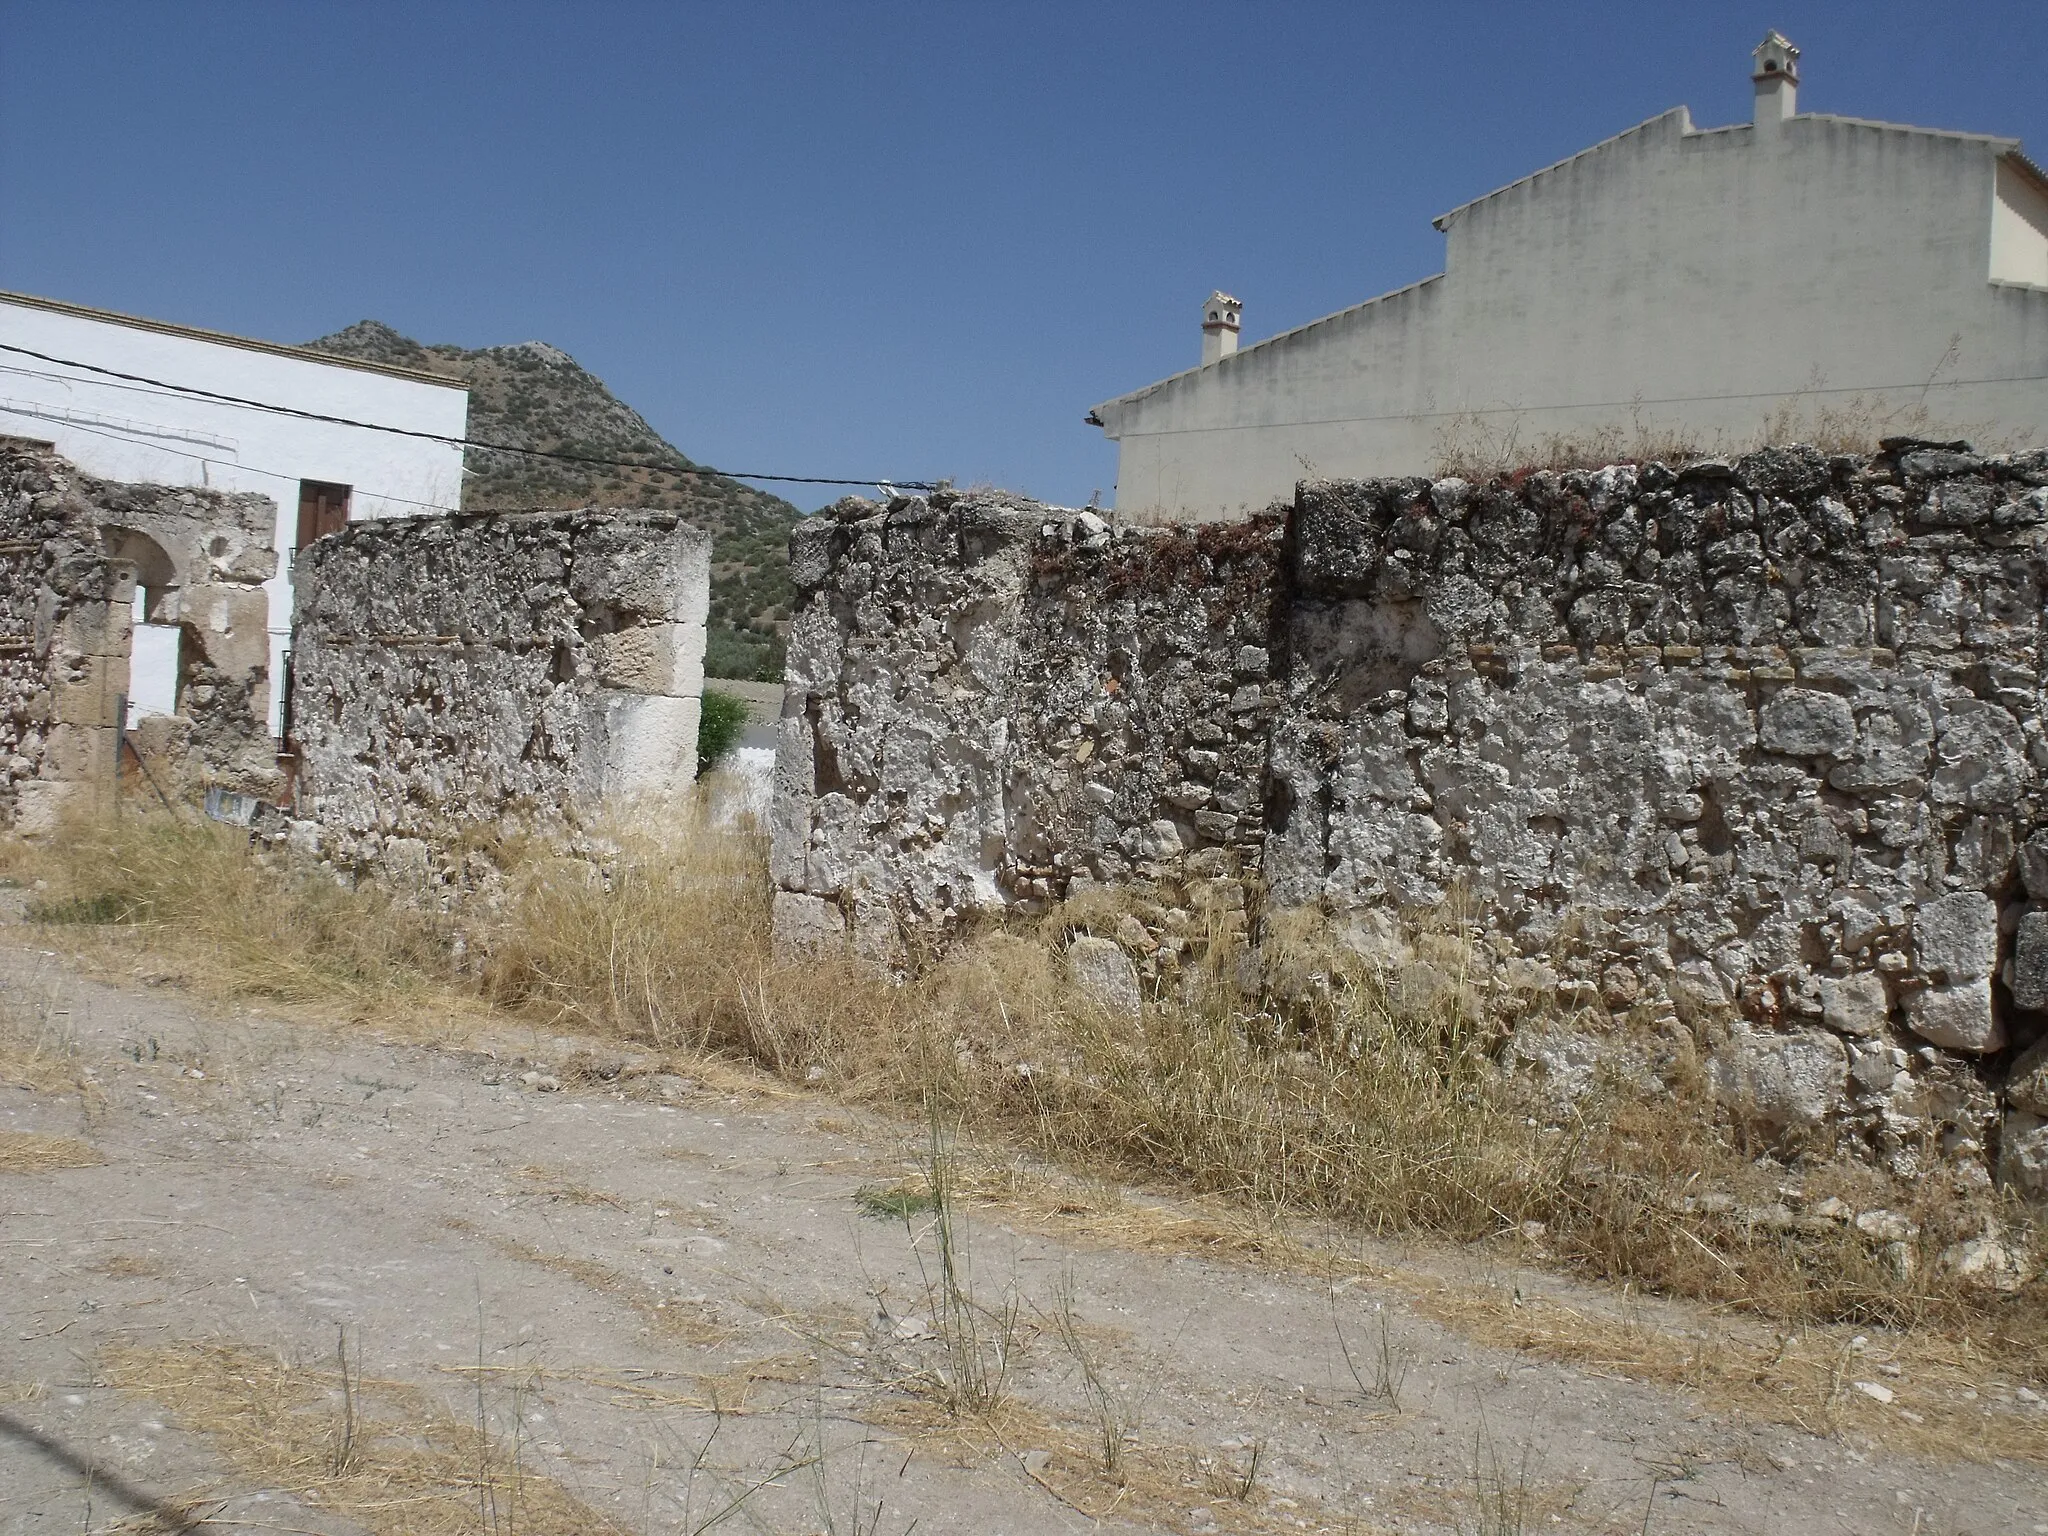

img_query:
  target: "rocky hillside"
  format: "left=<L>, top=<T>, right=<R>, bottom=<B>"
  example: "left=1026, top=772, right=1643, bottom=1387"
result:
left=303, top=321, right=799, bottom=680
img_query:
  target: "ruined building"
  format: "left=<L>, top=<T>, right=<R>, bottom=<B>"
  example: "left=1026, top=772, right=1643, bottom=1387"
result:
left=0, top=288, right=470, bottom=739
left=2, top=439, right=712, bottom=869
left=1, top=441, right=278, bottom=826
left=1091, top=35, right=2048, bottom=518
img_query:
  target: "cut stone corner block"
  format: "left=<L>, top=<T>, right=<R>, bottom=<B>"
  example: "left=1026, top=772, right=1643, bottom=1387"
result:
left=598, top=690, right=702, bottom=800
left=577, top=523, right=713, bottom=626
left=592, top=621, right=707, bottom=698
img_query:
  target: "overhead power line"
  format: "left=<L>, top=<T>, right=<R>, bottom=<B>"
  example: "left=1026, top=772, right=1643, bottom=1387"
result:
left=0, top=341, right=940, bottom=491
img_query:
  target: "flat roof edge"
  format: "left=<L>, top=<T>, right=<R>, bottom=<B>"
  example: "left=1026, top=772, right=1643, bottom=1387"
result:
left=0, top=290, right=469, bottom=389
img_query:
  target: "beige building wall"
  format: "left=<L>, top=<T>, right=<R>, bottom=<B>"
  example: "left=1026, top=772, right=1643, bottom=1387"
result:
left=1096, top=90, right=2048, bottom=521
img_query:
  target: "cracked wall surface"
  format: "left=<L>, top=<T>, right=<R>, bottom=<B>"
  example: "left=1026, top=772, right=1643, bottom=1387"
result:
left=771, top=447, right=2048, bottom=1195
left=288, top=507, right=711, bottom=887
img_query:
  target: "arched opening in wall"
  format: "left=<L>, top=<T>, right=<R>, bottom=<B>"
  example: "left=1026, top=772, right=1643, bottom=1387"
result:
left=102, top=526, right=181, bottom=728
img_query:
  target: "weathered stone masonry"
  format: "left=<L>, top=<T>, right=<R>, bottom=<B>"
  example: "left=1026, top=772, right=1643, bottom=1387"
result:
left=771, top=447, right=2048, bottom=1195
left=289, top=508, right=711, bottom=884
left=1, top=442, right=277, bottom=830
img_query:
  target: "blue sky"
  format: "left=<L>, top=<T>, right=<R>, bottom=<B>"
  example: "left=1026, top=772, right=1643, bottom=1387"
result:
left=3, top=2, right=2042, bottom=510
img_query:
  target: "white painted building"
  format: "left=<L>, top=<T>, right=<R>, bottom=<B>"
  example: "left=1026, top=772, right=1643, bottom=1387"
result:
left=0, top=289, right=468, bottom=731
left=1091, top=35, right=2048, bottom=520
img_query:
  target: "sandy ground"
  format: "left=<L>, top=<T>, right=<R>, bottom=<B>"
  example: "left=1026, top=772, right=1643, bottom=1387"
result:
left=2, top=920, right=2045, bottom=1535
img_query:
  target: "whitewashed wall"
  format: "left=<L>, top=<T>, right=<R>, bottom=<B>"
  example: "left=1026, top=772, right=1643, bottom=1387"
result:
left=0, top=294, right=468, bottom=731
left=1096, top=112, right=2048, bottom=520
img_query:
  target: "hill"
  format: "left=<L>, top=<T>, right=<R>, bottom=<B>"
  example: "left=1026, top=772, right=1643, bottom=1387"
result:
left=303, top=320, right=800, bottom=680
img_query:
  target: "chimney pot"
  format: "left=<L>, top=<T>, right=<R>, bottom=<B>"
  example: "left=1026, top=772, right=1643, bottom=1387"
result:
left=1201, top=290, right=1242, bottom=366
left=1751, top=30, right=1799, bottom=129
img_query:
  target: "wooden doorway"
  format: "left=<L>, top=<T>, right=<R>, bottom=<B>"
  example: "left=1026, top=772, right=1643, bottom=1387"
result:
left=296, top=480, right=352, bottom=550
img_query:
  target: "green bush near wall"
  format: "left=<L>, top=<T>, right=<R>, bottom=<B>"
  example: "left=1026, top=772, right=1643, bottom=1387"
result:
left=697, top=687, right=750, bottom=773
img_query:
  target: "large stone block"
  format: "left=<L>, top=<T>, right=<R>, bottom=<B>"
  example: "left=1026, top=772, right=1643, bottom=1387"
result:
left=1903, top=978, right=2004, bottom=1054
left=2020, top=830, right=2048, bottom=902
left=771, top=889, right=844, bottom=956
left=592, top=622, right=705, bottom=698
left=1913, top=891, right=1998, bottom=982
left=2012, top=911, right=2048, bottom=1011
left=1757, top=688, right=1856, bottom=758
left=1999, top=1110, right=2048, bottom=1200
left=1066, top=936, right=1143, bottom=1018
left=2008, top=1037, right=2048, bottom=1115
left=1819, top=971, right=1889, bottom=1036
left=1710, top=1028, right=1848, bottom=1132
left=183, top=583, right=272, bottom=678
left=10, top=779, right=93, bottom=834
left=597, top=691, right=700, bottom=798
left=48, top=651, right=126, bottom=728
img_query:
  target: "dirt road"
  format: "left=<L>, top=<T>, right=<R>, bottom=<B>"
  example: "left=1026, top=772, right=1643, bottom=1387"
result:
left=1, top=922, right=2043, bottom=1535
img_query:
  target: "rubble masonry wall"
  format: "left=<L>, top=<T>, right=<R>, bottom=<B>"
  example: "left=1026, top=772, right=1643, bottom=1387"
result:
left=769, top=446, right=2048, bottom=1194
left=288, top=508, right=711, bottom=886
left=1, top=443, right=278, bottom=828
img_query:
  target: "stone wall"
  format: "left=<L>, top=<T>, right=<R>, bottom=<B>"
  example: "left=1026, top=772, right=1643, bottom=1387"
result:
left=289, top=508, right=711, bottom=884
left=770, top=446, right=2048, bottom=1196
left=1, top=442, right=279, bottom=828
left=91, top=473, right=278, bottom=796
left=1, top=443, right=127, bottom=831
left=770, top=495, right=1281, bottom=964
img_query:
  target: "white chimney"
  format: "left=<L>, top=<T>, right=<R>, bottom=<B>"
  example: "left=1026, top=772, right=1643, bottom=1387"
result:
left=1201, top=291, right=1241, bottom=366
left=1752, top=30, right=1799, bottom=130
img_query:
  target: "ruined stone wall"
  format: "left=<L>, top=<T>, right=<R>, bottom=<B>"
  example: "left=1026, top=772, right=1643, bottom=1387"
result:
left=289, top=508, right=711, bottom=884
left=0, top=442, right=279, bottom=826
left=90, top=475, right=278, bottom=796
left=770, top=447, right=2048, bottom=1197
left=770, top=494, right=1281, bottom=964
left=0, top=444, right=128, bottom=831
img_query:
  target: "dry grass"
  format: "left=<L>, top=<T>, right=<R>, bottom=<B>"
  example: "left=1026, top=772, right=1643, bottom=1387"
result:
left=508, top=1164, right=627, bottom=1210
left=0, top=1130, right=103, bottom=1173
left=88, top=1250, right=167, bottom=1279
left=0, top=980, right=90, bottom=1094
left=862, top=1148, right=2048, bottom=1465
left=98, top=1339, right=624, bottom=1536
left=17, top=807, right=2048, bottom=1408
left=17, top=812, right=464, bottom=1014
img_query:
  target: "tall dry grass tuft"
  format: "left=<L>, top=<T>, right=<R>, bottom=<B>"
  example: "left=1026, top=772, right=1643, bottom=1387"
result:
left=481, top=799, right=774, bottom=1045
left=19, top=812, right=458, bottom=1008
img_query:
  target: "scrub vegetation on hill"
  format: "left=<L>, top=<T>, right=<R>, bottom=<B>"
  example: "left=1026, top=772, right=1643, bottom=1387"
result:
left=304, top=320, right=801, bottom=680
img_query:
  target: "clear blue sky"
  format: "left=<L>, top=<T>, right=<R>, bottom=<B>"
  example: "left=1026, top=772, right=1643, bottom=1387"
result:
left=3, top=2, right=2041, bottom=511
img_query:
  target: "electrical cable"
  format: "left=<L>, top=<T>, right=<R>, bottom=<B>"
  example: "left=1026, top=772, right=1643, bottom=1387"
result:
left=0, top=340, right=940, bottom=490
left=0, top=400, right=460, bottom=514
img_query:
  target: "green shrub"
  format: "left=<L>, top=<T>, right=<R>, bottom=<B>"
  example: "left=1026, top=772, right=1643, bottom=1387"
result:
left=696, top=687, right=750, bottom=772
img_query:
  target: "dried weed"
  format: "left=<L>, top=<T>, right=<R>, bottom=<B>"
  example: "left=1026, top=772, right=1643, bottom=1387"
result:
left=97, top=1339, right=627, bottom=1536
left=0, top=981, right=89, bottom=1094
left=24, top=806, right=2048, bottom=1441
left=0, top=1130, right=103, bottom=1173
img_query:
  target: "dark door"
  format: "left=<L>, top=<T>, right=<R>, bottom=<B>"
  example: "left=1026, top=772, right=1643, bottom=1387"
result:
left=296, top=480, right=352, bottom=549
